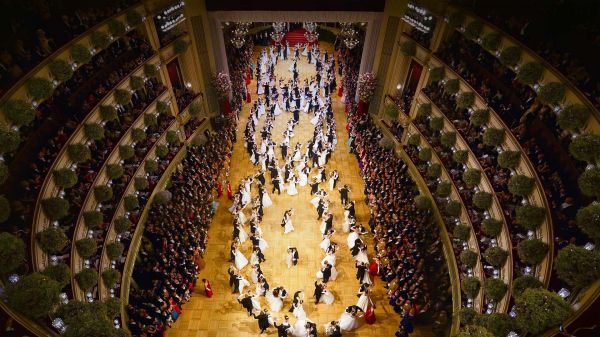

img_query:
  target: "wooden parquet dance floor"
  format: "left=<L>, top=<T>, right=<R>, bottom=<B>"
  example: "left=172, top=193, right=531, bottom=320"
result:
left=167, top=43, right=433, bottom=337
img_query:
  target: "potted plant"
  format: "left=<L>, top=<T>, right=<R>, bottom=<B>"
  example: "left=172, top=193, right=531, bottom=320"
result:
left=554, top=244, right=600, bottom=289
left=48, top=59, right=73, bottom=82
left=2, top=99, right=36, bottom=127
left=123, top=195, right=139, bottom=211
left=75, top=268, right=98, bottom=291
left=384, top=103, right=399, bottom=120
left=482, top=128, right=505, bottom=147
left=26, top=77, right=54, bottom=101
left=41, top=262, right=71, bottom=287
left=106, top=242, right=124, bottom=260
left=0, top=232, right=25, bottom=276
left=145, top=159, right=158, bottom=174
left=441, top=131, right=457, bottom=148
left=481, top=32, right=501, bottom=52
left=156, top=101, right=169, bottom=115
left=514, top=288, right=571, bottom=335
left=485, top=278, right=508, bottom=302
left=557, top=104, right=590, bottom=131
left=512, top=275, right=542, bottom=296
left=144, top=113, right=158, bottom=128
left=461, top=276, right=481, bottom=298
left=91, top=31, right=110, bottom=49
left=484, top=246, right=509, bottom=268
left=126, top=9, right=143, bottom=27
left=100, top=105, right=118, bottom=121
left=144, top=63, right=158, bottom=79
left=538, top=82, right=566, bottom=106
left=453, top=150, right=469, bottom=164
left=459, top=307, right=479, bottom=326
left=67, top=144, right=91, bottom=163
left=469, top=108, right=490, bottom=127
left=131, top=128, right=146, bottom=142
left=482, top=218, right=503, bottom=237
left=456, top=92, right=475, bottom=110
left=464, top=20, right=484, bottom=40
left=106, top=164, right=124, bottom=180
left=130, top=75, right=145, bottom=92
left=497, top=150, right=521, bottom=169
left=436, top=181, right=452, bottom=197
left=114, top=217, right=132, bottom=234
left=114, top=89, right=132, bottom=106
left=0, top=127, right=20, bottom=155
left=508, top=174, right=535, bottom=196
left=578, top=167, right=600, bottom=198
left=36, top=226, right=68, bottom=253
left=517, top=62, right=544, bottom=85
left=166, top=130, right=180, bottom=144
left=71, top=44, right=92, bottom=65
left=444, top=79, right=460, bottom=96
left=460, top=249, right=478, bottom=269
left=472, top=191, right=493, bottom=210
left=119, top=145, right=135, bottom=160
left=83, top=123, right=105, bottom=140
left=454, top=224, right=471, bottom=241
left=429, top=116, right=444, bottom=131
left=41, top=197, right=70, bottom=221
left=418, top=148, right=432, bottom=162
left=155, top=144, right=169, bottom=158
left=576, top=203, right=600, bottom=243
left=6, top=272, right=61, bottom=319
left=414, top=195, right=432, bottom=210
left=53, top=169, right=78, bottom=189
left=569, top=134, right=600, bottom=164
left=445, top=200, right=462, bottom=217
left=499, top=46, right=522, bottom=67
left=485, top=314, right=516, bottom=337
left=75, top=238, right=97, bottom=259
left=429, top=67, right=445, bottom=83
left=416, top=103, right=432, bottom=120
left=83, top=210, right=103, bottom=229
left=188, top=101, right=201, bottom=118
left=516, top=204, right=545, bottom=230
left=93, top=185, right=113, bottom=203
left=108, top=19, right=126, bottom=37
left=102, top=269, right=121, bottom=288
left=134, top=176, right=149, bottom=191
left=463, top=168, right=482, bottom=186
left=517, top=238, right=548, bottom=265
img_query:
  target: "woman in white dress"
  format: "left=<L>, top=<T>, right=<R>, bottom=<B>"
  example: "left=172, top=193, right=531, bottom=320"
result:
left=318, top=148, right=328, bottom=167
left=298, top=166, right=309, bottom=187
left=250, top=264, right=261, bottom=283
left=261, top=186, right=273, bottom=208
left=257, top=234, right=268, bottom=252
left=342, top=215, right=356, bottom=233
left=356, top=288, right=373, bottom=312
left=310, top=190, right=327, bottom=208
left=256, top=278, right=267, bottom=296
left=266, top=288, right=284, bottom=312
left=292, top=144, right=302, bottom=161
left=320, top=284, right=335, bottom=305
left=328, top=170, right=338, bottom=191
left=237, top=222, right=248, bottom=244
left=234, top=246, right=248, bottom=270
left=286, top=247, right=298, bottom=268
left=320, top=229, right=334, bottom=251
left=322, top=250, right=337, bottom=268
left=287, top=175, right=298, bottom=196
left=250, top=248, right=262, bottom=266
left=250, top=293, right=262, bottom=311
left=292, top=299, right=306, bottom=319
left=283, top=209, right=294, bottom=234
left=238, top=275, right=251, bottom=294
left=274, top=102, right=282, bottom=116
left=339, top=306, right=362, bottom=331
left=354, top=245, right=370, bottom=265
left=347, top=226, right=360, bottom=249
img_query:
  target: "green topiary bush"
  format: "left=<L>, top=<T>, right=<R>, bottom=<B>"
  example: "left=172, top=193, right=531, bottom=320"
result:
left=0, top=196, right=9, bottom=223
left=459, top=307, right=479, bottom=326
left=188, top=101, right=201, bottom=116
left=469, top=108, right=490, bottom=127
left=75, top=238, right=97, bottom=259
left=156, top=144, right=169, bottom=158
left=131, top=128, right=146, bottom=142
left=444, top=79, right=460, bottom=96
left=94, top=185, right=113, bottom=203
left=472, top=191, right=493, bottom=210
left=460, top=249, right=478, bottom=269
left=130, top=76, right=145, bottom=91
left=6, top=272, right=61, bottom=319
left=400, top=40, right=417, bottom=56
left=145, top=159, right=158, bottom=174
left=429, top=116, right=444, bottom=131
left=554, top=244, right=600, bottom=289
left=115, top=89, right=132, bottom=106
left=576, top=203, right=600, bottom=243
left=440, top=131, right=456, bottom=148
left=67, top=144, right=91, bottom=163
left=499, top=46, right=522, bottom=67
left=108, top=19, right=126, bottom=37
left=464, top=20, right=484, bottom=40
left=454, top=224, right=471, bottom=241
left=514, top=288, right=571, bottom=335
left=485, top=278, right=508, bottom=302
left=41, top=197, right=70, bottom=220
left=481, top=32, right=501, bottom=52
left=418, top=147, right=432, bottom=162
left=456, top=92, right=475, bottom=110
left=482, top=218, right=503, bottom=237
left=508, top=174, right=535, bottom=196
left=538, top=82, right=566, bottom=106
left=417, top=103, right=432, bottom=119
left=100, top=105, right=118, bottom=121
left=436, top=181, right=452, bottom=197
left=36, top=227, right=68, bottom=253
left=462, top=276, right=481, bottom=298
left=27, top=77, right=54, bottom=102
left=578, top=168, right=600, bottom=198
left=102, top=269, right=121, bottom=288
left=427, top=163, right=442, bottom=178
left=119, top=145, right=135, bottom=160
left=482, top=128, right=505, bottom=147
left=517, top=238, right=549, bottom=265
left=114, top=216, right=132, bottom=234
left=166, top=130, right=180, bottom=144
left=453, top=150, right=469, bottom=164
left=516, top=204, right=546, bottom=230
left=41, top=262, right=71, bottom=287
left=414, top=195, right=432, bottom=210
left=445, top=200, right=462, bottom=217
left=126, top=10, right=143, bottom=26
left=0, top=232, right=25, bottom=276
left=408, top=133, right=421, bottom=147
left=484, top=313, right=516, bottom=337
left=0, top=127, right=20, bottom=154
left=105, top=297, right=121, bottom=318
left=512, top=275, right=543, bottom=296
left=75, top=268, right=98, bottom=291
left=157, top=101, right=169, bottom=114
left=106, top=242, right=124, bottom=260
left=48, top=59, right=73, bottom=82
left=144, top=63, right=158, bottom=78
left=457, top=325, right=495, bottom=337
left=484, top=246, right=509, bottom=268
left=2, top=100, right=36, bottom=127
left=569, top=134, right=600, bottom=164
left=429, top=67, right=445, bottom=83
left=558, top=104, right=590, bottom=131
left=517, top=62, right=544, bottom=85
left=83, top=123, right=105, bottom=140
left=134, top=176, right=149, bottom=190
left=106, top=164, right=124, bottom=180
left=71, top=44, right=92, bottom=64
left=448, top=12, right=466, bottom=29
left=83, top=210, right=103, bottom=229
left=144, top=113, right=158, bottom=128
left=53, top=169, right=77, bottom=189
left=497, top=150, right=521, bottom=169
left=174, top=39, right=189, bottom=54
left=91, top=31, right=110, bottom=49
left=123, top=195, right=139, bottom=211
left=463, top=168, right=482, bottom=186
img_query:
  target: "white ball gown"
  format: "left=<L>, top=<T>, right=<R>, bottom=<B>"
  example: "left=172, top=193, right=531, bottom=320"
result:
left=266, top=291, right=283, bottom=312
left=320, top=289, right=334, bottom=305
left=356, top=293, right=371, bottom=312
left=262, top=190, right=273, bottom=208
left=250, top=294, right=262, bottom=311
left=258, top=236, right=268, bottom=252
left=298, top=170, right=308, bottom=186
left=237, top=224, right=247, bottom=244
left=339, top=311, right=359, bottom=331
left=287, top=177, right=298, bottom=195
left=237, top=276, right=250, bottom=293
left=347, top=231, right=359, bottom=249
left=234, top=249, right=248, bottom=270
left=354, top=247, right=370, bottom=265
left=284, top=215, right=294, bottom=234
left=319, top=235, right=331, bottom=252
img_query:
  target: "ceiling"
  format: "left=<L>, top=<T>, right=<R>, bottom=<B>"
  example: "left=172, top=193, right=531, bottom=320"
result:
left=205, top=0, right=386, bottom=12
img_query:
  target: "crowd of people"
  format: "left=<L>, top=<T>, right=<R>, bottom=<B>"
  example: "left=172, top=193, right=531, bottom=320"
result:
left=0, top=0, right=138, bottom=92
left=128, top=124, right=235, bottom=336
left=348, top=109, right=452, bottom=336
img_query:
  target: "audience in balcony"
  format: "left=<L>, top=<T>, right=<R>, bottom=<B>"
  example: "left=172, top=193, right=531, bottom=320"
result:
left=128, top=124, right=235, bottom=337
left=173, top=85, right=198, bottom=112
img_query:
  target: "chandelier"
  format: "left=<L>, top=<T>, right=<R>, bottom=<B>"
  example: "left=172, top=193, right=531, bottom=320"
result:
left=231, top=34, right=245, bottom=48
left=303, top=22, right=317, bottom=33
left=230, top=22, right=250, bottom=49
left=271, top=31, right=285, bottom=43
left=272, top=22, right=286, bottom=33
left=304, top=31, right=319, bottom=43
left=339, top=22, right=354, bottom=38
left=342, top=26, right=359, bottom=49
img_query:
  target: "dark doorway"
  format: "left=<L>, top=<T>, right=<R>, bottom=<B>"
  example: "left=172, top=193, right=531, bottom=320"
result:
left=167, top=58, right=183, bottom=89
left=404, top=59, right=423, bottom=95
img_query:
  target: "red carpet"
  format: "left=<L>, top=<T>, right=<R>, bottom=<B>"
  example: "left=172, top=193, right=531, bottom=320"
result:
left=282, top=28, right=319, bottom=46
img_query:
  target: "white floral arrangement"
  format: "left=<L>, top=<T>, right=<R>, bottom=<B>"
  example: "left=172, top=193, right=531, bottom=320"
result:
left=357, top=72, right=377, bottom=102
left=213, top=72, right=232, bottom=99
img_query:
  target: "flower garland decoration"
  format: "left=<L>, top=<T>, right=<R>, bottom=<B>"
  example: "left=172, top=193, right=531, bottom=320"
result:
left=357, top=72, right=377, bottom=102
left=213, top=72, right=231, bottom=100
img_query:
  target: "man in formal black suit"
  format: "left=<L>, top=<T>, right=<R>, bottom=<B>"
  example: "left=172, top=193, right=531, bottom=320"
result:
left=253, top=309, right=272, bottom=333
left=321, top=262, right=332, bottom=283
left=228, top=265, right=237, bottom=290
left=272, top=176, right=282, bottom=194
left=310, top=179, right=319, bottom=195
left=317, top=200, right=325, bottom=220
left=289, top=290, right=303, bottom=312
left=293, top=109, right=300, bottom=123
left=326, top=321, right=342, bottom=337
left=280, top=141, right=288, bottom=159
left=238, top=291, right=254, bottom=315
left=324, top=214, right=333, bottom=233
left=273, top=315, right=292, bottom=337
left=314, top=281, right=324, bottom=303
left=339, top=184, right=350, bottom=205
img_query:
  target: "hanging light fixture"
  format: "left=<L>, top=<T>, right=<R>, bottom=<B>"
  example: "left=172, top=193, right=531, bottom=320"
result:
left=304, top=30, right=319, bottom=43
left=303, top=22, right=317, bottom=33
left=272, top=22, right=286, bottom=33
left=344, top=28, right=359, bottom=49
left=230, top=22, right=249, bottom=49
left=271, top=31, right=285, bottom=43
left=231, top=34, right=245, bottom=48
